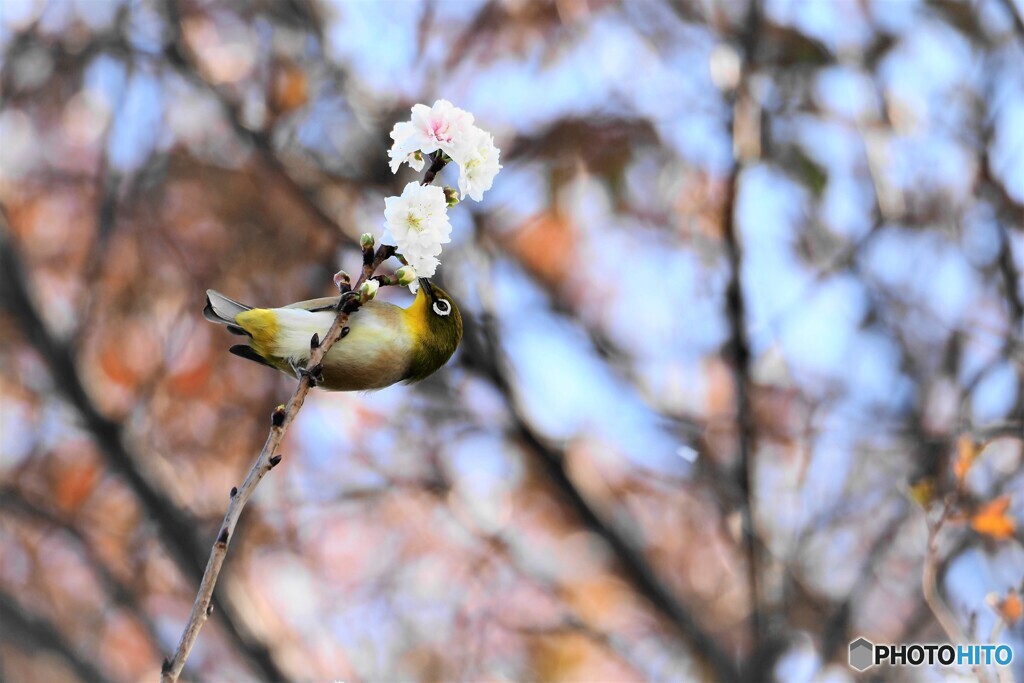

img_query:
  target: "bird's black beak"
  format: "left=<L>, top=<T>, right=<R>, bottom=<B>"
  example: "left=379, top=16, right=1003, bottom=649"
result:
left=419, top=278, right=436, bottom=301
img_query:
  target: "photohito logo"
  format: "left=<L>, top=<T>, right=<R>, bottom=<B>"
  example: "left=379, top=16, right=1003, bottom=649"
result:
left=849, top=638, right=874, bottom=671
left=849, top=637, right=1013, bottom=671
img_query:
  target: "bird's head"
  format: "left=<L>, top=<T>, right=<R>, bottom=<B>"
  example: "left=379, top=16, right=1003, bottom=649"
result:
left=403, top=278, right=463, bottom=382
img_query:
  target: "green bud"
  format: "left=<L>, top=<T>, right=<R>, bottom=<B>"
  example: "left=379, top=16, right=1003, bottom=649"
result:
left=443, top=186, right=460, bottom=208
left=359, top=279, right=379, bottom=301
left=359, top=233, right=375, bottom=249
left=396, top=265, right=417, bottom=287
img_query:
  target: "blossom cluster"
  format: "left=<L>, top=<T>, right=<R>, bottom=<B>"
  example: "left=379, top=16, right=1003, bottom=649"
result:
left=378, top=100, right=501, bottom=286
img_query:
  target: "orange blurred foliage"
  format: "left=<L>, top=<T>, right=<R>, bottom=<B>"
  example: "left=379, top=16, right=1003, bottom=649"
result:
left=970, top=496, right=1017, bottom=540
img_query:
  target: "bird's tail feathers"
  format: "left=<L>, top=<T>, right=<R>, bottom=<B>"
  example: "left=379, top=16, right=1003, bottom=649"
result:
left=205, top=290, right=253, bottom=336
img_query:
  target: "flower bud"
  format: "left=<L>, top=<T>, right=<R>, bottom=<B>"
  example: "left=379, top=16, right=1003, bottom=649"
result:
left=334, top=270, right=351, bottom=292
left=395, top=265, right=417, bottom=287
left=359, top=279, right=379, bottom=301
left=443, top=186, right=460, bottom=208
left=359, top=233, right=375, bottom=249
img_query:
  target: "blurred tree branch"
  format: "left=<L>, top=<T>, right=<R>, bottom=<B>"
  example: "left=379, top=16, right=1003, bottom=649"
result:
left=411, top=478, right=653, bottom=679
left=161, top=0, right=357, bottom=247
left=146, top=4, right=745, bottom=674
left=3, top=0, right=1021, bottom=679
left=458, top=260, right=742, bottom=681
left=818, top=504, right=911, bottom=661
left=994, top=0, right=1024, bottom=38
left=0, top=485, right=163, bottom=653
left=979, top=143, right=1024, bottom=423
left=0, top=590, right=114, bottom=683
left=721, top=0, right=770, bottom=667
left=0, top=211, right=290, bottom=682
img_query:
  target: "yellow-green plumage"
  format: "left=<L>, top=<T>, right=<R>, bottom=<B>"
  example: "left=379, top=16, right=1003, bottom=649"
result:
left=204, top=282, right=462, bottom=391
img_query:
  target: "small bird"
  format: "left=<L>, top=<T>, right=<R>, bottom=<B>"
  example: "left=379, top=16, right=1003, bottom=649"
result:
left=204, top=279, right=462, bottom=391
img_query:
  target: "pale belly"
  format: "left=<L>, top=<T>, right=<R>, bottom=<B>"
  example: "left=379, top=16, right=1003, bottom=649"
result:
left=262, top=305, right=413, bottom=391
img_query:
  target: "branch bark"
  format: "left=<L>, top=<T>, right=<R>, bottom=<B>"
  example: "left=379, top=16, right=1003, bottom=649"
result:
left=161, top=150, right=445, bottom=681
left=923, top=505, right=992, bottom=683
left=159, top=242, right=395, bottom=682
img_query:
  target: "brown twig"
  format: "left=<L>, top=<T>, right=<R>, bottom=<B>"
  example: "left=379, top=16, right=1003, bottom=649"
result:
left=160, top=242, right=395, bottom=682
left=161, top=135, right=446, bottom=680
left=421, top=151, right=448, bottom=186
left=923, top=500, right=992, bottom=683
left=922, top=503, right=964, bottom=642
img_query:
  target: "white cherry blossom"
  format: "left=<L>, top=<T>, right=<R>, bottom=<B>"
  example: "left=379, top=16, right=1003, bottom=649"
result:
left=453, top=125, right=501, bottom=201
left=382, top=182, right=452, bottom=278
left=387, top=99, right=474, bottom=173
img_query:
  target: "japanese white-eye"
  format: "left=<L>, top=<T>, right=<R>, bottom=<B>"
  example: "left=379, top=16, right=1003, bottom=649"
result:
left=204, top=279, right=462, bottom=391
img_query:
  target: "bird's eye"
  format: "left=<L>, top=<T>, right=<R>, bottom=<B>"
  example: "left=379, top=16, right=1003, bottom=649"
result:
left=432, top=299, right=452, bottom=316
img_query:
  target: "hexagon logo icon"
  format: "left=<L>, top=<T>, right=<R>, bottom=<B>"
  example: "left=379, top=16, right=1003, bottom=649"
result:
left=849, top=637, right=874, bottom=671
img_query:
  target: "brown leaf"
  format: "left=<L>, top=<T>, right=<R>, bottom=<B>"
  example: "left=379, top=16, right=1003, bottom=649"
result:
left=270, top=62, right=309, bottom=116
left=99, top=337, right=138, bottom=386
left=954, top=435, right=979, bottom=484
left=504, top=213, right=575, bottom=289
left=970, top=496, right=1016, bottom=540
left=168, top=357, right=213, bottom=395
left=996, top=590, right=1022, bottom=625
left=54, top=457, right=99, bottom=512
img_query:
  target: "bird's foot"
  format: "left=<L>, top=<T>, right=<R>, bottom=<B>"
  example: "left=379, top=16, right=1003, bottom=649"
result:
left=290, top=358, right=324, bottom=387
left=337, top=290, right=362, bottom=314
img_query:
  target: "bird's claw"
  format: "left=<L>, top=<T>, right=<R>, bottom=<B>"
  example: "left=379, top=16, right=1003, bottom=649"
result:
left=337, top=290, right=361, bottom=314
left=290, top=359, right=324, bottom=387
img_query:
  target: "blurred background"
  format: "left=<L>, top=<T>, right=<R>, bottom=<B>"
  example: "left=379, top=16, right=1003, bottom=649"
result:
left=1, top=0, right=1023, bottom=681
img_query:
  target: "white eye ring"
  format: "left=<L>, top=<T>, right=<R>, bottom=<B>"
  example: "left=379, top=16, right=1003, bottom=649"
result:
left=432, top=299, right=451, bottom=316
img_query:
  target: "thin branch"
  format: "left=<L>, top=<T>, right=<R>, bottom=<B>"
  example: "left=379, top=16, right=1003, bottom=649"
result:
left=985, top=594, right=1017, bottom=683
left=160, top=242, right=394, bottom=682
left=995, top=226, right=1024, bottom=330
left=161, top=151, right=446, bottom=681
left=923, top=503, right=992, bottom=683
left=922, top=505, right=968, bottom=644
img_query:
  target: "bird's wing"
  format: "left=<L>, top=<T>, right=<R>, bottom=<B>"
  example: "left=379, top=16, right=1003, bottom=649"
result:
left=284, top=296, right=341, bottom=312
left=284, top=297, right=404, bottom=316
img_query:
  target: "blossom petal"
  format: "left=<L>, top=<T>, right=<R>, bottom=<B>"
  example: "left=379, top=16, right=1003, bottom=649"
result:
left=383, top=182, right=452, bottom=278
